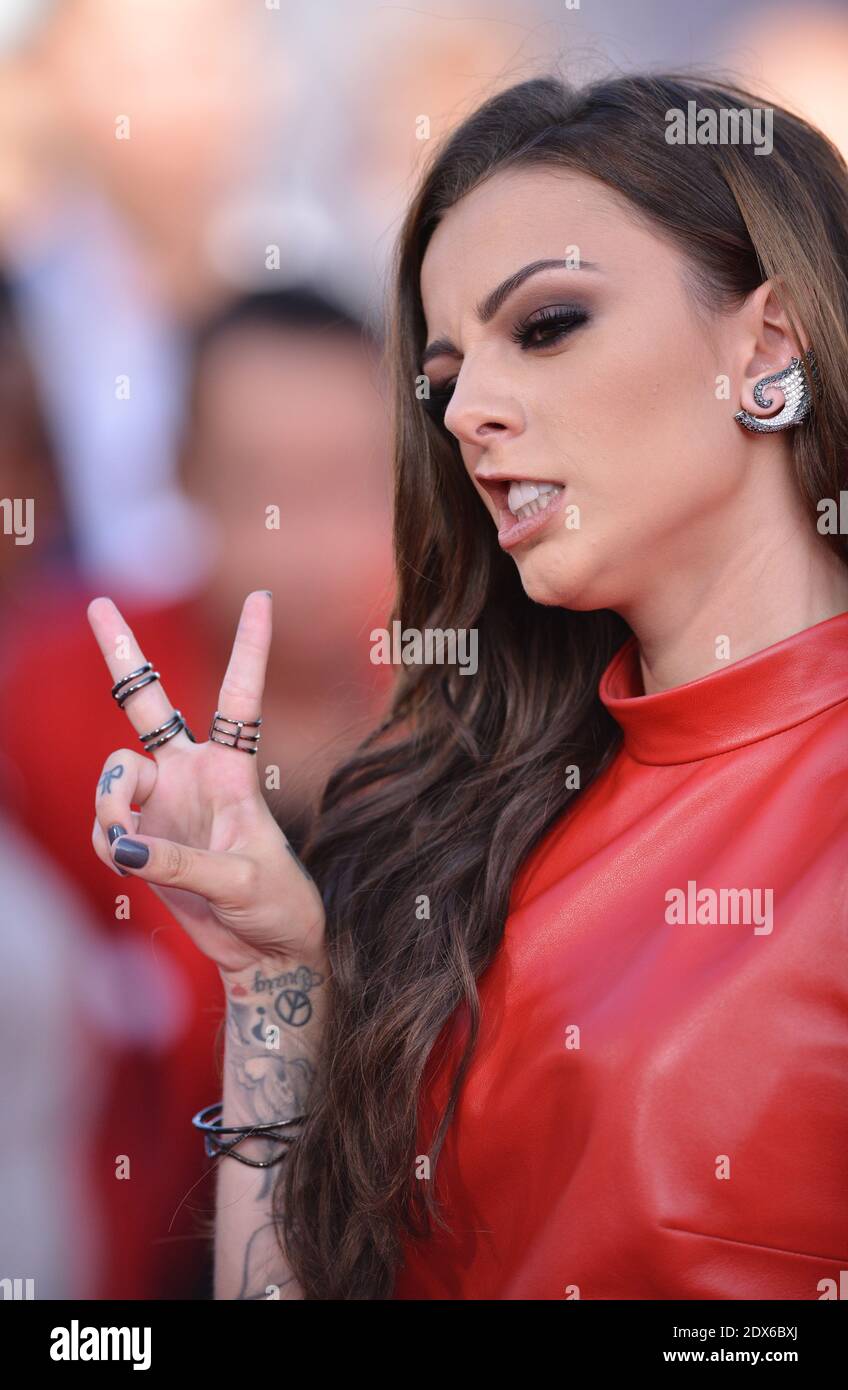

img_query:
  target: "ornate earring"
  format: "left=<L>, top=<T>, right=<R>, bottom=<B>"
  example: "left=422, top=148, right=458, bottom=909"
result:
left=734, top=347, right=820, bottom=433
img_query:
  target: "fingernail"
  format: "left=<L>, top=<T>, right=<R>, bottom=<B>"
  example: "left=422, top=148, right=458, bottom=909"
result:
left=113, top=838, right=149, bottom=869
left=107, top=824, right=130, bottom=875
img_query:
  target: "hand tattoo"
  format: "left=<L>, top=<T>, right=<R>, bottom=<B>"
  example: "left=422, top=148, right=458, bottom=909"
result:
left=98, top=763, right=125, bottom=796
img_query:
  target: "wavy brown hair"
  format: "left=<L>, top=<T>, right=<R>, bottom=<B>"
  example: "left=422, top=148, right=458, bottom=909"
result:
left=272, top=69, right=848, bottom=1299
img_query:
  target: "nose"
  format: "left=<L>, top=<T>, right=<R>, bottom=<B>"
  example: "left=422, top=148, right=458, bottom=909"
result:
left=442, top=361, right=523, bottom=449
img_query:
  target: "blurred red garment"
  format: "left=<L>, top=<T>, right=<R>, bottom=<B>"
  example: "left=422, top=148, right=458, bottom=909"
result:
left=0, top=575, right=395, bottom=1298
left=0, top=583, right=223, bottom=1299
left=0, top=811, right=107, bottom=1298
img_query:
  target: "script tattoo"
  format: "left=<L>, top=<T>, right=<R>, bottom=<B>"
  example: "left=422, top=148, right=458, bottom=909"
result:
left=249, top=962, right=324, bottom=1029
left=98, top=763, right=125, bottom=796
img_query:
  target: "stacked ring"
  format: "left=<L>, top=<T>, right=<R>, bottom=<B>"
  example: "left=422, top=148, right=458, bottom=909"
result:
left=111, top=661, right=161, bottom=708
left=209, top=710, right=262, bottom=755
left=139, top=710, right=196, bottom=752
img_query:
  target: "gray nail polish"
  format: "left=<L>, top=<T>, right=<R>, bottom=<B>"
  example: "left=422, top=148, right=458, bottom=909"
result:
left=113, top=838, right=149, bottom=868
left=107, top=824, right=130, bottom=875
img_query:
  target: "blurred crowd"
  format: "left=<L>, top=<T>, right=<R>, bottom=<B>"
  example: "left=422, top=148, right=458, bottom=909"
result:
left=0, top=0, right=401, bottom=1301
left=0, top=0, right=845, bottom=1301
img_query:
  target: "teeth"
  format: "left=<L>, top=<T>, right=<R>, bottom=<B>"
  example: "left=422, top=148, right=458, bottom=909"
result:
left=507, top=480, right=564, bottom=521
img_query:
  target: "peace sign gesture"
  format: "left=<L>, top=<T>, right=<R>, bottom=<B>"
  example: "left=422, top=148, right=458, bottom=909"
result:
left=87, top=590, right=326, bottom=981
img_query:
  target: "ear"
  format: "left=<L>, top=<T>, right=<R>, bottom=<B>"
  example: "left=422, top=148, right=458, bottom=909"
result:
left=736, top=278, right=811, bottom=420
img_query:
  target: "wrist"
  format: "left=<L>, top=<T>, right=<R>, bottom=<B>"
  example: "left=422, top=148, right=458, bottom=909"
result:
left=218, top=949, right=329, bottom=999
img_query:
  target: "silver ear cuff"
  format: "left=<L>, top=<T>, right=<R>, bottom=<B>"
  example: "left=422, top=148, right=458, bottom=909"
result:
left=734, top=348, right=820, bottom=433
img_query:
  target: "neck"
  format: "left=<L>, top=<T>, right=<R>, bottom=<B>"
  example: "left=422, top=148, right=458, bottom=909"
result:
left=620, top=521, right=848, bottom=696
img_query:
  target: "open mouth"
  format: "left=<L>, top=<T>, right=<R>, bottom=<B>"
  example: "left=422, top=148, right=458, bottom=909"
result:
left=476, top=476, right=568, bottom=550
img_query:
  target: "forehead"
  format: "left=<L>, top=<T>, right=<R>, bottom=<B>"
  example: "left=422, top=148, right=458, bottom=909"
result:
left=419, top=165, right=666, bottom=327
left=194, top=327, right=381, bottom=449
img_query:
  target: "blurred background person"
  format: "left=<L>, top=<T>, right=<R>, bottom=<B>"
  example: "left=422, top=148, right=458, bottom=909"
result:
left=0, top=268, right=105, bottom=1300
left=0, top=271, right=68, bottom=634
left=0, top=280, right=394, bottom=1299
left=176, top=285, right=394, bottom=836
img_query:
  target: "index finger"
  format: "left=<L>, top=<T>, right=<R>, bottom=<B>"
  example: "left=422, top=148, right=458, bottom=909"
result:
left=212, top=590, right=272, bottom=755
left=86, top=596, right=195, bottom=755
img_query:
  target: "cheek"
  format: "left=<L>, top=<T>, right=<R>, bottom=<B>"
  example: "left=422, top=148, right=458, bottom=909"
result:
left=552, top=343, right=727, bottom=519
left=515, top=366, right=735, bottom=603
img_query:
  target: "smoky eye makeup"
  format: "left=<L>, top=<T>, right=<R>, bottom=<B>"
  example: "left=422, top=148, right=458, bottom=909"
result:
left=509, top=301, right=591, bottom=348
left=420, top=293, right=592, bottom=428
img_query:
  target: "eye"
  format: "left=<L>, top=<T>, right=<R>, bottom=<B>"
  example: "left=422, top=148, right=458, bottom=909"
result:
left=419, top=305, right=589, bottom=429
left=421, top=376, right=458, bottom=428
left=510, top=304, right=589, bottom=349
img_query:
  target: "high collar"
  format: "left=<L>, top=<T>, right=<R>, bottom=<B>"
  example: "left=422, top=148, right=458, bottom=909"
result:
left=598, top=610, right=848, bottom=765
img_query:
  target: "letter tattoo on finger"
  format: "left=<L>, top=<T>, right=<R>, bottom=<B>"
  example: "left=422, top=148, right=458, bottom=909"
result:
left=98, top=763, right=125, bottom=796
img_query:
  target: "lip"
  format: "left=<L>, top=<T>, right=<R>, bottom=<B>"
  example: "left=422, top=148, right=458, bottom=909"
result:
left=479, top=479, right=569, bottom=551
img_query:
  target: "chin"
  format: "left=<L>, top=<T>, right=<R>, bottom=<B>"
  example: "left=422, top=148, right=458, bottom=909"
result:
left=514, top=552, right=601, bottom=611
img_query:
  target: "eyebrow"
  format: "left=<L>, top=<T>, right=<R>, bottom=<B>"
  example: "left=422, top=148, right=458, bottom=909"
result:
left=420, top=257, right=602, bottom=370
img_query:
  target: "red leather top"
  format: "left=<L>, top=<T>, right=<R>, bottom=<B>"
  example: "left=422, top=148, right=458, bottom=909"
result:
left=393, top=611, right=848, bottom=1299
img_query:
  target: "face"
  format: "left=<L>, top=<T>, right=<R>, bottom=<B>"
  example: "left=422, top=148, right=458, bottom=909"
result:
left=419, top=166, right=758, bottom=617
left=181, top=325, right=393, bottom=680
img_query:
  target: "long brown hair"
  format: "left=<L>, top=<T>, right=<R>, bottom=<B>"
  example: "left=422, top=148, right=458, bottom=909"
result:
left=274, top=69, right=848, bottom=1299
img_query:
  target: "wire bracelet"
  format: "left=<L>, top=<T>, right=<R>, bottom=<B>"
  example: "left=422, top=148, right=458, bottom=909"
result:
left=192, top=1101, right=306, bottom=1168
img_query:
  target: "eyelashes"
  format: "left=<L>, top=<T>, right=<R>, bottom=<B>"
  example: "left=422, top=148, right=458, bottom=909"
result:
left=508, top=303, right=589, bottom=348
left=420, top=305, right=589, bottom=428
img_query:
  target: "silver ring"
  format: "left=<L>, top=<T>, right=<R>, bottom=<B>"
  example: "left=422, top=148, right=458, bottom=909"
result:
left=209, top=710, right=262, bottom=755
left=139, top=710, right=194, bottom=751
left=112, top=662, right=161, bottom=708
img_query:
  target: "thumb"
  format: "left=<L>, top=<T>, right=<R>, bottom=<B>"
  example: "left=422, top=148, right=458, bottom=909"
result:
left=111, top=832, right=253, bottom=902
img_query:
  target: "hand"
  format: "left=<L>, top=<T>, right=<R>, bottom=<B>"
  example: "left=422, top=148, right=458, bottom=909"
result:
left=87, top=590, right=326, bottom=978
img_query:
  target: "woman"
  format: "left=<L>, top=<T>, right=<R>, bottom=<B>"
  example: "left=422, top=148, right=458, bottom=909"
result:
left=88, top=71, right=848, bottom=1300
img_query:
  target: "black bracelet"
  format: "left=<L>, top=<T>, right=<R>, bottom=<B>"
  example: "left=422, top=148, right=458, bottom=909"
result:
left=192, top=1101, right=307, bottom=1167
